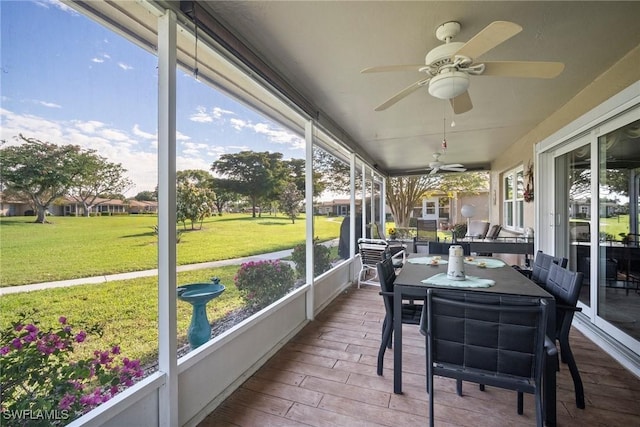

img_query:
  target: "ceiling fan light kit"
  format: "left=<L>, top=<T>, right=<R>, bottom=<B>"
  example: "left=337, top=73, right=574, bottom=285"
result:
left=428, top=71, right=469, bottom=99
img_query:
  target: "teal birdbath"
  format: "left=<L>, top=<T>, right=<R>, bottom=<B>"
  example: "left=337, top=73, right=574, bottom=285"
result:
left=177, top=278, right=225, bottom=349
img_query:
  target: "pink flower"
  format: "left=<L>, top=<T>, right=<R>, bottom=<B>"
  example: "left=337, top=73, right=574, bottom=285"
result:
left=111, top=345, right=121, bottom=355
left=11, top=338, right=22, bottom=350
left=58, top=316, right=67, bottom=325
left=59, top=394, right=75, bottom=411
left=0, top=346, right=10, bottom=355
left=75, top=331, right=87, bottom=343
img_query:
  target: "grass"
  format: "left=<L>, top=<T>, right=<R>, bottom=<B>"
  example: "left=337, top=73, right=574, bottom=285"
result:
left=0, top=213, right=342, bottom=286
left=0, top=266, right=244, bottom=365
left=600, top=214, right=631, bottom=239
left=0, top=213, right=341, bottom=365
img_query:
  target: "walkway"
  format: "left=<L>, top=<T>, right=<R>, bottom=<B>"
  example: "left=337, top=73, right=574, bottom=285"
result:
left=0, top=249, right=294, bottom=296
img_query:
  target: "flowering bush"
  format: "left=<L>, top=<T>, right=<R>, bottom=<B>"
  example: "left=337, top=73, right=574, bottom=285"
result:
left=290, top=239, right=333, bottom=278
left=388, top=227, right=397, bottom=237
left=234, top=260, right=295, bottom=309
left=0, top=312, right=143, bottom=426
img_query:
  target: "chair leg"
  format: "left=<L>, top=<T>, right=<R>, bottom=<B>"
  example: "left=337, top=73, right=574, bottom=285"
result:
left=559, top=336, right=585, bottom=409
left=517, top=392, right=524, bottom=415
left=377, top=317, right=393, bottom=376
left=456, top=379, right=462, bottom=396
left=428, top=369, right=435, bottom=427
left=535, top=390, right=543, bottom=427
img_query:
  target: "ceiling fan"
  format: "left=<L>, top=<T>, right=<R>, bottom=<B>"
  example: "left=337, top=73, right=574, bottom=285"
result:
left=427, top=152, right=466, bottom=175
left=362, top=20, right=565, bottom=114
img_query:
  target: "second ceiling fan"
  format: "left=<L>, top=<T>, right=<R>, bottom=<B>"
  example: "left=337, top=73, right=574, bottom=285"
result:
left=362, top=20, right=565, bottom=114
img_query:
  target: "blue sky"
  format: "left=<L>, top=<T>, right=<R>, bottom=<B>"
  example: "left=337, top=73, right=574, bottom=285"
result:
left=1, top=0, right=305, bottom=196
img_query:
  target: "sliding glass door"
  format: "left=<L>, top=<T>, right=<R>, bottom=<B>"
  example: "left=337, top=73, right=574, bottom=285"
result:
left=551, top=112, right=640, bottom=351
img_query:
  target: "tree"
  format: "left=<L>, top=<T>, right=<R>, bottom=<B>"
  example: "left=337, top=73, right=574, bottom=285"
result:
left=68, top=151, right=133, bottom=216
left=285, top=158, right=325, bottom=198
left=0, top=135, right=85, bottom=223
left=210, top=178, right=239, bottom=215
left=134, top=190, right=157, bottom=202
left=312, top=147, right=360, bottom=194
left=177, top=169, right=213, bottom=189
left=211, top=151, right=286, bottom=218
left=176, top=182, right=213, bottom=230
left=279, top=182, right=304, bottom=224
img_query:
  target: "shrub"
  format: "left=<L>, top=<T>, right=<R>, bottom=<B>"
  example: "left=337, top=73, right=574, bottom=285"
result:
left=0, top=312, right=143, bottom=426
left=290, top=239, right=333, bottom=278
left=234, top=260, right=295, bottom=309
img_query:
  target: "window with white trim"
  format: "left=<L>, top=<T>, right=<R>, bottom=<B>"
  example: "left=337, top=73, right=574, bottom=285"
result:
left=503, top=166, right=524, bottom=230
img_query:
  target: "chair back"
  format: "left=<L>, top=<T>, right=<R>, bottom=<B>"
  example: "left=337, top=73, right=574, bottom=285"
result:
left=416, top=219, right=438, bottom=242
left=358, top=238, right=389, bottom=267
left=485, top=224, right=502, bottom=240
left=376, top=257, right=396, bottom=294
left=428, top=242, right=471, bottom=255
left=465, top=220, right=490, bottom=240
left=423, top=289, right=548, bottom=390
left=530, top=250, right=568, bottom=286
left=546, top=263, right=584, bottom=334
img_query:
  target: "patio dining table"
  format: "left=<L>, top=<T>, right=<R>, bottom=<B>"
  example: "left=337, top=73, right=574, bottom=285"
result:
left=393, top=254, right=557, bottom=425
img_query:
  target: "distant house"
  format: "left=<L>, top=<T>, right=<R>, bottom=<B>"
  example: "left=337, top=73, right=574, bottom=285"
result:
left=0, top=192, right=31, bottom=216
left=128, top=199, right=159, bottom=214
left=314, top=199, right=361, bottom=216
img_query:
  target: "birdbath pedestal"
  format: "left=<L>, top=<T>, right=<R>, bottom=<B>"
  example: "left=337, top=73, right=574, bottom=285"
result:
left=177, top=278, right=225, bottom=349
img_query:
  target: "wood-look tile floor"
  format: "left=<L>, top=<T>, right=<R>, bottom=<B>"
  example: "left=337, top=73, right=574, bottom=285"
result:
left=200, top=285, right=640, bottom=426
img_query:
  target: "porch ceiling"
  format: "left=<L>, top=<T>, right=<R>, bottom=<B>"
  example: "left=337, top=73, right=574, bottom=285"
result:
left=195, top=1, right=640, bottom=175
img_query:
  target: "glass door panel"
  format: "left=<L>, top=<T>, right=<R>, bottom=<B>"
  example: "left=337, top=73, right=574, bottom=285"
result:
left=597, top=119, right=640, bottom=341
left=555, top=142, right=592, bottom=308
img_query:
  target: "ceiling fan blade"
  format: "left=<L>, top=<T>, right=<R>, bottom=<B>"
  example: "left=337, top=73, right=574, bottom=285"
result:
left=361, top=64, right=424, bottom=73
left=429, top=168, right=439, bottom=175
left=442, top=167, right=467, bottom=172
left=482, top=61, right=565, bottom=78
left=443, top=164, right=464, bottom=168
left=450, top=90, right=473, bottom=114
left=375, top=78, right=430, bottom=111
left=455, top=21, right=522, bottom=59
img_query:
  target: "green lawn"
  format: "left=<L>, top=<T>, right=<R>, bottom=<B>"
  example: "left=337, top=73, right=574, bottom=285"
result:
left=0, top=213, right=341, bottom=286
left=0, top=266, right=243, bottom=365
left=0, top=213, right=342, bottom=365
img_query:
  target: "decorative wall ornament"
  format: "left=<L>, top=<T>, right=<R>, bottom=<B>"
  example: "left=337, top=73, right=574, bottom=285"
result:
left=524, top=160, right=534, bottom=202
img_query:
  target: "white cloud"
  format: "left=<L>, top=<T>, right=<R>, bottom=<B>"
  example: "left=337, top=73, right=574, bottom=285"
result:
left=212, top=107, right=234, bottom=120
left=34, top=0, right=78, bottom=15
left=118, top=62, right=133, bottom=71
left=35, top=100, right=62, bottom=108
left=176, top=131, right=191, bottom=141
left=189, top=106, right=235, bottom=123
left=190, top=106, right=212, bottom=123
left=132, top=124, right=156, bottom=140
left=230, top=119, right=304, bottom=150
left=229, top=118, right=247, bottom=131
left=91, top=58, right=104, bottom=63
left=1, top=109, right=153, bottom=196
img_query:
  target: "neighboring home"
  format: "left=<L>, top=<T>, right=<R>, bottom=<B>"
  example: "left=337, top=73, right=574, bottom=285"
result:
left=314, top=198, right=361, bottom=216
left=414, top=190, right=490, bottom=229
left=51, top=196, right=128, bottom=216
left=128, top=199, right=159, bottom=214
left=0, top=192, right=31, bottom=216
left=0, top=194, right=158, bottom=217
